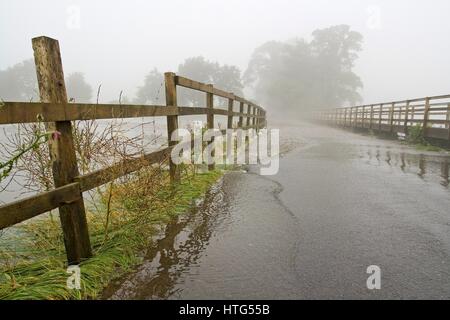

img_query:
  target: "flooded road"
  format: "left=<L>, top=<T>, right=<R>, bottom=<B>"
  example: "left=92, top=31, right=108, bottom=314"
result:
left=103, top=122, right=450, bottom=300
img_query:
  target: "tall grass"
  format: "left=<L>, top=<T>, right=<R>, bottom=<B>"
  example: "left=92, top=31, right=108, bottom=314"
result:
left=0, top=166, right=223, bottom=300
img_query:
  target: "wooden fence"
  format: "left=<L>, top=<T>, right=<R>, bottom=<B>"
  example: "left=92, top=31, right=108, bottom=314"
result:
left=314, top=94, right=450, bottom=141
left=0, top=36, right=267, bottom=264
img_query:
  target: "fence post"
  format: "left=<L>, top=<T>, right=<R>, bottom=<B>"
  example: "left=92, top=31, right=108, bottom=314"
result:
left=238, top=102, right=244, bottom=128
left=352, top=107, right=356, bottom=127
left=379, top=104, right=383, bottom=131
left=164, top=72, right=180, bottom=182
left=246, top=105, right=251, bottom=127
left=227, top=97, right=234, bottom=129
left=343, top=108, right=347, bottom=128
left=389, top=103, right=395, bottom=133
left=404, top=100, right=410, bottom=135
left=365, top=106, right=368, bottom=128
left=370, top=105, right=374, bottom=130
left=32, top=36, right=92, bottom=264
left=423, top=97, right=430, bottom=137
left=447, top=104, right=450, bottom=141
left=206, top=84, right=215, bottom=171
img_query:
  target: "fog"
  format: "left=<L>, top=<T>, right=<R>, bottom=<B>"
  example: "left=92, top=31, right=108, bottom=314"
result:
left=1, top=0, right=450, bottom=106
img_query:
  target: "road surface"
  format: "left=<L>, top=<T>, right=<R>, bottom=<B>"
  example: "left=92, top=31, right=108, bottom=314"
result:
left=103, top=122, right=450, bottom=300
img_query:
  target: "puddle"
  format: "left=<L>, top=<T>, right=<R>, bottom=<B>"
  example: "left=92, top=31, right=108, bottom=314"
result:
left=102, top=179, right=231, bottom=299
left=359, top=146, right=450, bottom=188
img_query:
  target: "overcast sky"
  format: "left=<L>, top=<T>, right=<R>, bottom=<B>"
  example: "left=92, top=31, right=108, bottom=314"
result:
left=1, top=0, right=449, bottom=105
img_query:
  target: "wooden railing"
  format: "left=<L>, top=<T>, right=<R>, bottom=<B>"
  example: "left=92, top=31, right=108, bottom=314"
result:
left=314, top=94, right=450, bottom=141
left=0, top=36, right=267, bottom=264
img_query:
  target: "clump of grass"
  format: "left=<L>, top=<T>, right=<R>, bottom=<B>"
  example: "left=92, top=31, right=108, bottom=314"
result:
left=406, top=124, right=445, bottom=152
left=0, top=166, right=223, bottom=300
left=407, top=124, right=427, bottom=145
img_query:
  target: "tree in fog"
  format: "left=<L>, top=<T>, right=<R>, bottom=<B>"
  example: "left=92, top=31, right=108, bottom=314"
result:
left=244, top=25, right=363, bottom=113
left=134, top=68, right=165, bottom=104
left=66, top=72, right=93, bottom=103
left=214, top=65, right=244, bottom=96
left=177, top=57, right=243, bottom=106
left=0, top=59, right=93, bottom=104
left=0, top=59, right=38, bottom=101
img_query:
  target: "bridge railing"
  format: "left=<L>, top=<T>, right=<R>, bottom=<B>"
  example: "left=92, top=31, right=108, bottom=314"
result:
left=313, top=94, right=450, bottom=141
left=0, top=36, right=267, bottom=264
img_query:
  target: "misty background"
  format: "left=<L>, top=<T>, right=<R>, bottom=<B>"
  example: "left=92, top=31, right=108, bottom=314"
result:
left=1, top=0, right=450, bottom=112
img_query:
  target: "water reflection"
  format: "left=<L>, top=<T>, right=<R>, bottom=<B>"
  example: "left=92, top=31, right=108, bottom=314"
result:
left=102, top=180, right=230, bottom=300
left=364, top=147, right=450, bottom=188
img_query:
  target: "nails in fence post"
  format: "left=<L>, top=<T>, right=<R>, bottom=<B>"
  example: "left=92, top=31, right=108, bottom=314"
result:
left=32, top=36, right=92, bottom=264
left=164, top=72, right=180, bottom=182
left=206, top=84, right=215, bottom=171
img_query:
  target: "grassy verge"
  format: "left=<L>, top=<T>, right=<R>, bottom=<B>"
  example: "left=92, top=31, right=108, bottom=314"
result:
left=404, top=125, right=448, bottom=152
left=0, top=166, right=223, bottom=300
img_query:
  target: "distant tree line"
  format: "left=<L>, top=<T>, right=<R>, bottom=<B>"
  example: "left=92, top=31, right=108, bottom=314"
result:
left=0, top=25, right=363, bottom=113
left=244, top=25, right=363, bottom=113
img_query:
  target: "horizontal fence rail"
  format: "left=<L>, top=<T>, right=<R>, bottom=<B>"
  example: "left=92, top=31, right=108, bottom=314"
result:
left=0, top=36, right=267, bottom=264
left=313, top=94, right=450, bottom=142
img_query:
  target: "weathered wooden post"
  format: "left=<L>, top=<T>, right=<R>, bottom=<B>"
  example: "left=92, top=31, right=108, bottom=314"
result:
left=238, top=102, right=244, bottom=128
left=389, top=103, right=395, bottom=133
left=404, top=100, right=410, bottom=135
left=227, top=97, right=234, bottom=129
left=343, top=108, right=347, bottom=127
left=32, top=36, right=92, bottom=264
left=164, top=72, right=180, bottom=182
left=206, top=84, right=215, bottom=171
left=352, top=107, right=356, bottom=127
left=246, top=105, right=251, bottom=128
left=370, top=105, right=374, bottom=130
left=423, top=97, right=431, bottom=137
left=379, top=104, right=383, bottom=131
left=361, top=106, right=365, bottom=128
left=447, top=104, right=450, bottom=141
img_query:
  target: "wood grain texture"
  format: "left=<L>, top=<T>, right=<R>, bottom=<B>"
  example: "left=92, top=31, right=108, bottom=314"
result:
left=0, top=183, right=81, bottom=229
left=33, top=36, right=92, bottom=264
left=76, top=147, right=172, bottom=192
left=165, top=72, right=180, bottom=182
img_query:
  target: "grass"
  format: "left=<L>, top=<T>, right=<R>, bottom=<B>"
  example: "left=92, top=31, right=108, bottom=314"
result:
left=0, top=166, right=223, bottom=300
left=405, top=124, right=447, bottom=152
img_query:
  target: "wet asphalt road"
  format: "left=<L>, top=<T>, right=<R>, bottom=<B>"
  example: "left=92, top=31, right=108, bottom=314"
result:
left=104, top=122, right=450, bottom=300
